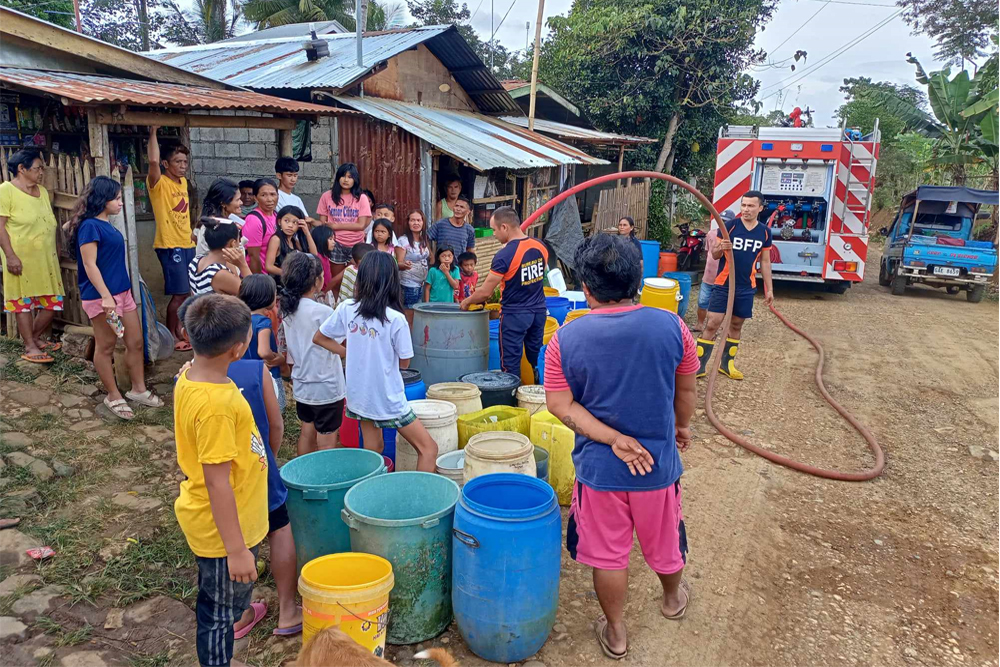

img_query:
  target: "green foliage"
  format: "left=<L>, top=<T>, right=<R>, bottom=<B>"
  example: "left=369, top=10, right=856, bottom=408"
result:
left=0, top=0, right=75, bottom=28
left=243, top=0, right=350, bottom=27
left=836, top=77, right=927, bottom=147
left=81, top=0, right=161, bottom=51
left=161, top=0, right=241, bottom=45
left=871, top=133, right=936, bottom=210
left=897, top=0, right=997, bottom=67
left=646, top=181, right=672, bottom=250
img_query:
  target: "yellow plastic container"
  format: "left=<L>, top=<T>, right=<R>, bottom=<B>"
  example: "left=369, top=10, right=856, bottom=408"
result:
left=529, top=410, right=577, bottom=506
left=299, top=553, right=395, bottom=652
left=457, top=406, right=530, bottom=449
left=562, top=308, right=590, bottom=324
left=426, top=382, right=483, bottom=417
left=519, top=317, right=560, bottom=384
left=543, top=286, right=561, bottom=297
left=639, top=277, right=681, bottom=313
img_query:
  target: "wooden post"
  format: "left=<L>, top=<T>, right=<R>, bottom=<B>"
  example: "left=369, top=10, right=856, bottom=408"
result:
left=616, top=145, right=625, bottom=189
left=527, top=0, right=546, bottom=132
left=122, top=166, right=141, bottom=304
left=87, top=109, right=111, bottom=177
left=278, top=129, right=294, bottom=158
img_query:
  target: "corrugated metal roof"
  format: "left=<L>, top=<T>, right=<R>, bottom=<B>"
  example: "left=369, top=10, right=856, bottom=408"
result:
left=335, top=96, right=607, bottom=171
left=0, top=68, right=348, bottom=114
left=500, top=116, right=658, bottom=146
left=145, top=26, right=519, bottom=114
left=222, top=20, right=348, bottom=43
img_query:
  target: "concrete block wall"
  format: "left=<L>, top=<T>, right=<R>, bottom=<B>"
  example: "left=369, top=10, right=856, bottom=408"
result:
left=189, top=114, right=336, bottom=215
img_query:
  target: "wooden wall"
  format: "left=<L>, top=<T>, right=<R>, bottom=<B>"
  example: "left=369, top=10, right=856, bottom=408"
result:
left=363, top=45, right=476, bottom=112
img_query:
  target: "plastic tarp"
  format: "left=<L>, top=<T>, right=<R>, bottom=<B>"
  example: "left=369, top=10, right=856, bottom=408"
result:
left=908, top=186, right=999, bottom=206
left=542, top=176, right=585, bottom=272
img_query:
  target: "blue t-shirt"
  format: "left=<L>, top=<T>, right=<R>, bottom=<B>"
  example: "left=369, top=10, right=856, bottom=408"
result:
left=243, top=313, right=280, bottom=380
left=714, top=220, right=772, bottom=290
left=227, top=359, right=287, bottom=512
left=490, top=237, right=548, bottom=312
left=76, top=217, right=132, bottom=301
left=428, top=219, right=475, bottom=258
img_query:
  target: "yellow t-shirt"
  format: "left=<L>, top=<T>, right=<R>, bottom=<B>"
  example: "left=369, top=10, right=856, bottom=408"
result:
left=0, top=182, right=64, bottom=302
left=173, top=371, right=268, bottom=558
left=147, top=174, right=194, bottom=249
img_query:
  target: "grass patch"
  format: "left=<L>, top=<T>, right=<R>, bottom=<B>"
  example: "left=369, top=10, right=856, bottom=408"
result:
left=128, top=652, right=172, bottom=667
left=101, top=523, right=197, bottom=607
left=0, top=338, right=94, bottom=386
left=33, top=617, right=94, bottom=647
left=36, top=653, right=56, bottom=667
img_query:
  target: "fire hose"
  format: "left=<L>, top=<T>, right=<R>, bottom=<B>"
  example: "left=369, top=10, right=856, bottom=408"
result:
left=521, top=171, right=884, bottom=481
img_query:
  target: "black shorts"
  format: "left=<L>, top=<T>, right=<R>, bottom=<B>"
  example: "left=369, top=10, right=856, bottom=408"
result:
left=268, top=502, right=289, bottom=533
left=295, top=398, right=345, bottom=434
left=707, top=285, right=756, bottom=319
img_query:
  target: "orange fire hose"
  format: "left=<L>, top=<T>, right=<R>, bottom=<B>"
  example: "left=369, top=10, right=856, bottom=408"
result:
left=521, top=171, right=884, bottom=481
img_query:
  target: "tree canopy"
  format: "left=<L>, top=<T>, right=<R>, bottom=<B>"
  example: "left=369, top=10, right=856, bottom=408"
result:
left=836, top=78, right=927, bottom=147
left=897, top=0, right=998, bottom=68
left=0, top=0, right=75, bottom=29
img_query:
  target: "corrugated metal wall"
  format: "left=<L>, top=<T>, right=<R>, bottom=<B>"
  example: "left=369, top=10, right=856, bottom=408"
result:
left=337, top=115, right=424, bottom=237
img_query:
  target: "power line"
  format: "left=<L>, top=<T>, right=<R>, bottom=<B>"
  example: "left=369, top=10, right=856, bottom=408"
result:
left=804, top=0, right=896, bottom=5
left=470, top=0, right=486, bottom=22
left=768, top=0, right=829, bottom=56
left=491, top=0, right=519, bottom=39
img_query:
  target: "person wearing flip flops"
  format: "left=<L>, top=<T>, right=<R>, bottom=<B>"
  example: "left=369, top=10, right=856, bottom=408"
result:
left=544, top=234, right=697, bottom=660
left=66, top=176, right=162, bottom=419
left=0, top=148, right=65, bottom=364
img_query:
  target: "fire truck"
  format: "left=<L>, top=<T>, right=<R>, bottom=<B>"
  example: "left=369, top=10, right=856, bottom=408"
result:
left=711, top=121, right=881, bottom=292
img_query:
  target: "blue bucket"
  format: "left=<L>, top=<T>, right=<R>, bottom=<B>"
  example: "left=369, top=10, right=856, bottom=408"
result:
left=545, top=296, right=570, bottom=325
left=381, top=369, right=427, bottom=462
left=661, top=271, right=693, bottom=318
left=639, top=240, right=660, bottom=279
left=488, top=320, right=501, bottom=371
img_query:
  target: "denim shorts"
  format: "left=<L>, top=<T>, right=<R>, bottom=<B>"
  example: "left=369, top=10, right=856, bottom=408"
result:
left=402, top=284, right=423, bottom=309
left=697, top=282, right=715, bottom=310
left=156, top=247, right=196, bottom=295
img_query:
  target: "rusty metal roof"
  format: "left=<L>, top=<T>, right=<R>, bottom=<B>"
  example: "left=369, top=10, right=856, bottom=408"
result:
left=0, top=68, right=347, bottom=114
left=499, top=117, right=658, bottom=146
left=334, top=96, right=608, bottom=171
left=145, top=26, right=519, bottom=114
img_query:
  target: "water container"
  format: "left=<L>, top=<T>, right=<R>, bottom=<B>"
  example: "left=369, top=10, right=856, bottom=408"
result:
left=546, top=268, right=567, bottom=293
left=341, top=404, right=361, bottom=448
left=452, top=474, right=561, bottom=662
left=436, top=450, right=466, bottom=488
left=281, top=449, right=386, bottom=570
left=516, top=384, right=546, bottom=416
left=563, top=308, right=590, bottom=324
left=457, top=406, right=531, bottom=450
left=639, top=277, right=681, bottom=313
left=529, top=410, right=576, bottom=506
left=545, top=296, right=571, bottom=325
left=411, top=303, right=489, bottom=386
left=342, top=472, right=460, bottom=644
left=639, top=240, right=660, bottom=279
left=396, top=399, right=458, bottom=472
left=382, top=370, right=428, bottom=463
left=535, top=317, right=560, bottom=384
left=562, top=290, right=587, bottom=310
left=533, top=446, right=550, bottom=483
left=658, top=251, right=678, bottom=275
left=488, top=320, right=501, bottom=370
left=426, top=382, right=483, bottom=417
left=661, top=271, right=693, bottom=319
left=458, top=371, right=521, bottom=408
left=463, top=431, right=536, bottom=483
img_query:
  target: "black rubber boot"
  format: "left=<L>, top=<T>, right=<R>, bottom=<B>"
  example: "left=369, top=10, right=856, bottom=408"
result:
left=719, top=338, right=743, bottom=380
left=696, top=339, right=715, bottom=378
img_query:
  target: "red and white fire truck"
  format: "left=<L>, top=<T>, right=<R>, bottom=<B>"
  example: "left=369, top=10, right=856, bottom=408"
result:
left=711, top=122, right=881, bottom=292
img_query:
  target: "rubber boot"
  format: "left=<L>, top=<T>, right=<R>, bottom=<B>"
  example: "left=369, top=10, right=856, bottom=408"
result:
left=696, top=339, right=715, bottom=378
left=719, top=338, right=743, bottom=380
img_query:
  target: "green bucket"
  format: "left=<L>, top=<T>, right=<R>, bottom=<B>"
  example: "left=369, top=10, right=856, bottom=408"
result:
left=280, top=449, right=385, bottom=571
left=342, top=471, right=460, bottom=644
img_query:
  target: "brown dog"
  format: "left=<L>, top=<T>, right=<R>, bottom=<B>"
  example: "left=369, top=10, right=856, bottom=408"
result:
left=296, top=626, right=457, bottom=667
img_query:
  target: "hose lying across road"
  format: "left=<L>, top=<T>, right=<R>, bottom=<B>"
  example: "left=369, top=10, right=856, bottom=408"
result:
left=521, top=170, right=885, bottom=481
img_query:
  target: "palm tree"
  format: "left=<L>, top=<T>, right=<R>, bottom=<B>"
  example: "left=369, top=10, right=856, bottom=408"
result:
left=241, top=0, right=399, bottom=31
left=162, top=0, right=242, bottom=45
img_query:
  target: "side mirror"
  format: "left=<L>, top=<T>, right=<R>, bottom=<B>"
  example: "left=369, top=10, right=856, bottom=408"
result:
left=878, top=227, right=889, bottom=237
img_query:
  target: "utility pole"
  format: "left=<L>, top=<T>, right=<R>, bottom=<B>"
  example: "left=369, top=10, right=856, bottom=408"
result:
left=137, top=0, right=150, bottom=51
left=527, top=0, right=545, bottom=131
left=490, top=0, right=494, bottom=71
left=525, top=21, right=529, bottom=52
left=72, top=0, right=82, bottom=32
left=356, top=0, right=364, bottom=66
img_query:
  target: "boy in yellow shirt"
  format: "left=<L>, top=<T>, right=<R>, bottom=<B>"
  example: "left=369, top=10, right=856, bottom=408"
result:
left=174, top=293, right=269, bottom=667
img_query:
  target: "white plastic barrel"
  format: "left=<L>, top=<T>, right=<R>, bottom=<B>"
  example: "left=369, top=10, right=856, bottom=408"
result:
left=396, top=399, right=458, bottom=472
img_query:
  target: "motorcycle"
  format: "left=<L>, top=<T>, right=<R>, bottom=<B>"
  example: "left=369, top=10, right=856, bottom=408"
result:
left=675, top=222, right=708, bottom=271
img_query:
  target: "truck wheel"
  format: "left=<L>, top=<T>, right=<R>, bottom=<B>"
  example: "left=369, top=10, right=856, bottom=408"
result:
left=946, top=285, right=961, bottom=295
left=968, top=284, right=985, bottom=303
left=878, top=260, right=891, bottom=287
left=890, top=272, right=907, bottom=296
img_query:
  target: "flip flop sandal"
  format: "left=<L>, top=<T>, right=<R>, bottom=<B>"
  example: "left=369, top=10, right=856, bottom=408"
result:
left=0, top=518, right=22, bottom=530
left=104, top=397, right=134, bottom=421
left=594, top=615, right=627, bottom=660
left=663, top=580, right=691, bottom=621
left=272, top=622, right=302, bottom=637
left=234, top=601, right=267, bottom=640
left=174, top=341, right=192, bottom=352
left=40, top=341, right=62, bottom=352
left=125, top=389, right=164, bottom=408
left=20, top=352, right=54, bottom=364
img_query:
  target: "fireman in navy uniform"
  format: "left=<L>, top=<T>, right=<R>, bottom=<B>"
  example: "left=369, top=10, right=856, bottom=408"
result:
left=698, top=190, right=774, bottom=380
left=461, top=206, right=549, bottom=379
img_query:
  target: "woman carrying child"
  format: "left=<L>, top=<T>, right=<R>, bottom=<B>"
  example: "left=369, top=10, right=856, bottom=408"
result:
left=315, top=252, right=439, bottom=472
left=193, top=179, right=244, bottom=256
left=316, top=163, right=371, bottom=294
left=239, top=274, right=287, bottom=411
left=424, top=247, right=460, bottom=303
left=280, top=252, right=346, bottom=455
left=188, top=217, right=250, bottom=296
left=66, top=176, right=162, bottom=419
left=265, top=205, right=318, bottom=284
left=395, top=209, right=430, bottom=324
left=370, top=218, right=395, bottom=257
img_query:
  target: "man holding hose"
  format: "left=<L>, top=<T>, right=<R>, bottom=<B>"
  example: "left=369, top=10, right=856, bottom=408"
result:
left=697, top=190, right=774, bottom=380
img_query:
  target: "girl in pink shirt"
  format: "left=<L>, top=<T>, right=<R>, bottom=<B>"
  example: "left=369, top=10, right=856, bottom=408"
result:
left=316, top=163, right=371, bottom=294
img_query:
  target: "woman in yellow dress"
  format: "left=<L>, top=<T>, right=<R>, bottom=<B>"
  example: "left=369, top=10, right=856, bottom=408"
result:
left=0, top=149, right=65, bottom=363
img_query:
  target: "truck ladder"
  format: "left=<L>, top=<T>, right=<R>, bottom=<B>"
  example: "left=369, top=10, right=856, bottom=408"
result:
left=839, top=118, right=880, bottom=227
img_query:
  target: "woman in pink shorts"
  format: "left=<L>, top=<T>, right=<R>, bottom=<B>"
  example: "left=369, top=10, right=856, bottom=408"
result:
left=67, top=176, right=162, bottom=420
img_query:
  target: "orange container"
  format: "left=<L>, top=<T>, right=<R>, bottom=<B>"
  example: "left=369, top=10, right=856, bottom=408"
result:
left=658, top=252, right=677, bottom=275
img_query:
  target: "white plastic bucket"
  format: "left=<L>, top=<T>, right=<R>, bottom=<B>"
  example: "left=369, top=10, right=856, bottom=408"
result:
left=435, top=450, right=466, bottom=488
left=396, top=399, right=458, bottom=472
left=463, top=431, right=536, bottom=483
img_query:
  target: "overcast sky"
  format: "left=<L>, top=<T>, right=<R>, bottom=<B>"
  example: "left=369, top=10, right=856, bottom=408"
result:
left=462, top=0, right=947, bottom=125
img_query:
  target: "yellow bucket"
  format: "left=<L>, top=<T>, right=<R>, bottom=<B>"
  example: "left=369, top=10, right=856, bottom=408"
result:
left=639, top=278, right=681, bottom=313
left=520, top=317, right=559, bottom=384
left=543, top=286, right=561, bottom=297
left=299, top=553, right=395, bottom=653
left=563, top=308, right=590, bottom=324
left=529, top=410, right=576, bottom=506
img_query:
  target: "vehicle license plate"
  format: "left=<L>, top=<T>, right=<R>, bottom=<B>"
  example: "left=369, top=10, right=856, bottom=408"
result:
left=934, top=266, right=960, bottom=277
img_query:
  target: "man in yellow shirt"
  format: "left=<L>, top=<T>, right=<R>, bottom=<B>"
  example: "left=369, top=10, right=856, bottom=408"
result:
left=174, top=293, right=269, bottom=666
left=148, top=126, right=195, bottom=349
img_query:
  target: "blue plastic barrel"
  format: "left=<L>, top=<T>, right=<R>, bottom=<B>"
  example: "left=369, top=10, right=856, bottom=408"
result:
left=280, top=449, right=386, bottom=571
left=488, top=320, right=501, bottom=371
left=661, top=271, right=693, bottom=319
left=537, top=344, right=547, bottom=384
left=453, top=473, right=561, bottom=662
left=639, top=240, right=660, bottom=279
left=545, top=296, right=570, bottom=325
left=381, top=369, right=427, bottom=462
left=343, top=472, right=460, bottom=644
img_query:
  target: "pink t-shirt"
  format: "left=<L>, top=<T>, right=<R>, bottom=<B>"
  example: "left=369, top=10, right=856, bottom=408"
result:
left=242, top=209, right=277, bottom=271
left=316, top=191, right=371, bottom=248
left=702, top=228, right=722, bottom=285
left=544, top=305, right=700, bottom=392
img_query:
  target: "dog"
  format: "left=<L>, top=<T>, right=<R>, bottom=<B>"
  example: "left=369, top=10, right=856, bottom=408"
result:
left=296, top=626, right=457, bottom=667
